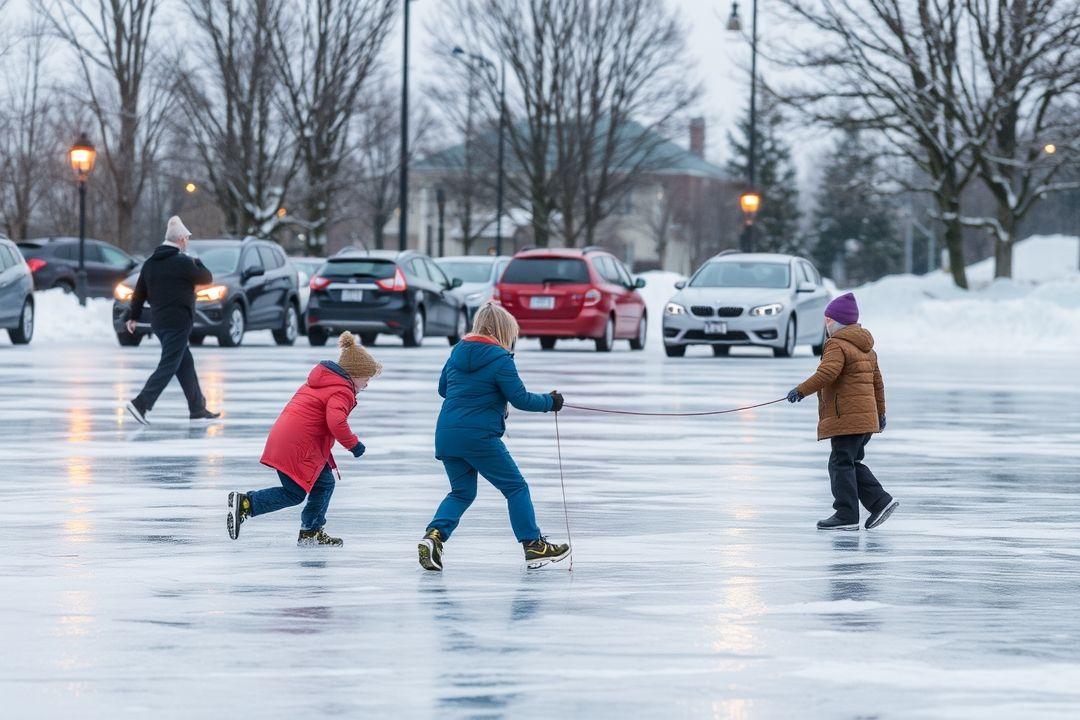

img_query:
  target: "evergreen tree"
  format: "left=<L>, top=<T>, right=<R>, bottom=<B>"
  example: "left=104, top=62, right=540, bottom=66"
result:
left=726, top=95, right=802, bottom=253
left=810, top=129, right=901, bottom=285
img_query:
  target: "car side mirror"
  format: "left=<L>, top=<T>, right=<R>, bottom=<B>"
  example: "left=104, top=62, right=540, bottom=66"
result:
left=797, top=281, right=816, bottom=293
left=633, top=277, right=646, bottom=289
left=451, top=277, right=463, bottom=289
left=674, top=280, right=687, bottom=290
left=243, top=266, right=266, bottom=282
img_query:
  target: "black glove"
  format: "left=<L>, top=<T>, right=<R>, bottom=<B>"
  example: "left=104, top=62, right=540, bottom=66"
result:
left=351, top=440, right=366, bottom=458
left=787, top=387, right=804, bottom=403
left=879, top=414, right=886, bottom=431
left=550, top=391, right=564, bottom=412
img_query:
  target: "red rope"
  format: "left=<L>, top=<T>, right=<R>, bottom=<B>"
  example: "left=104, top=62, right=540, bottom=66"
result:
left=562, top=397, right=787, bottom=417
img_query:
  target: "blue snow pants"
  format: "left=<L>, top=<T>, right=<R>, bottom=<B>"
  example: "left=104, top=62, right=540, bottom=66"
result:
left=427, top=441, right=541, bottom=543
left=248, top=464, right=336, bottom=531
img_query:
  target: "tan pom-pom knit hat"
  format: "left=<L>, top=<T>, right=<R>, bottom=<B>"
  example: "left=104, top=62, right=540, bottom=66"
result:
left=337, top=332, right=382, bottom=379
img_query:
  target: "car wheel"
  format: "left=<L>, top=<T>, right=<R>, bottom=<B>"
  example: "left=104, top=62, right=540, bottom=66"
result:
left=52, top=279, right=75, bottom=294
left=189, top=333, right=205, bottom=346
left=403, top=308, right=425, bottom=347
left=595, top=315, right=615, bottom=352
left=218, top=303, right=246, bottom=347
left=117, top=328, right=143, bottom=347
left=629, top=315, right=647, bottom=351
left=712, top=345, right=730, bottom=357
left=773, top=316, right=797, bottom=358
left=308, top=326, right=329, bottom=346
left=664, top=344, right=686, bottom=357
left=360, top=332, right=378, bottom=346
left=812, top=328, right=826, bottom=356
left=8, top=299, right=34, bottom=344
left=448, top=310, right=467, bottom=346
left=539, top=337, right=557, bottom=351
left=273, top=304, right=299, bottom=346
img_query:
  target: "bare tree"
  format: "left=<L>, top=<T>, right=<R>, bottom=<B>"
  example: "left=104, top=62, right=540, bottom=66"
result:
left=775, top=0, right=981, bottom=288
left=440, top=0, right=698, bottom=247
left=177, top=0, right=297, bottom=238
left=956, top=0, right=1080, bottom=278
left=274, top=0, right=396, bottom=252
left=35, top=0, right=171, bottom=251
left=0, top=24, right=53, bottom=241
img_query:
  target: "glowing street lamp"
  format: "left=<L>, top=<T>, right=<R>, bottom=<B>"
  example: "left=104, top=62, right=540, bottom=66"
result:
left=1044, top=143, right=1057, bottom=155
left=739, top=190, right=761, bottom=217
left=185, top=182, right=198, bottom=193
left=68, top=133, right=97, bottom=307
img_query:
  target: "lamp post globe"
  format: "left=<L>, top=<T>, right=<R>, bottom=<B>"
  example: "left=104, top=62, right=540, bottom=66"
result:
left=68, top=133, right=97, bottom=307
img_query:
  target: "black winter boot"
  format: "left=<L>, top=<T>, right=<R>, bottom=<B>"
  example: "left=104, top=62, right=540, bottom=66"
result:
left=418, top=529, right=444, bottom=571
left=523, top=537, right=571, bottom=569
left=865, top=500, right=899, bottom=530
left=298, top=528, right=343, bottom=547
left=227, top=492, right=251, bottom=540
left=816, top=514, right=860, bottom=531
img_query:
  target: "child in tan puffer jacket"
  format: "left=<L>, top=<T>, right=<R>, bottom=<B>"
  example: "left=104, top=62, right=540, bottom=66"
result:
left=787, top=292, right=899, bottom=531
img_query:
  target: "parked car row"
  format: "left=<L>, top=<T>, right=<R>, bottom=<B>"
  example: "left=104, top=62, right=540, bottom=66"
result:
left=19, top=236, right=139, bottom=297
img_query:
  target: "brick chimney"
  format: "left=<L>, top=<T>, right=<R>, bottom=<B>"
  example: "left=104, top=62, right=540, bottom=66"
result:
left=689, top=117, right=705, bottom=158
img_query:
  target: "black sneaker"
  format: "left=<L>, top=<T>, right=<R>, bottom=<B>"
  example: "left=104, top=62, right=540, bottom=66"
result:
left=227, top=491, right=251, bottom=540
left=190, top=408, right=222, bottom=420
left=418, top=529, right=444, bottom=571
left=866, top=500, right=899, bottom=530
left=298, top=528, right=343, bottom=547
left=523, top=537, right=571, bottom=569
left=126, top=399, right=150, bottom=425
left=816, top=514, right=860, bottom=531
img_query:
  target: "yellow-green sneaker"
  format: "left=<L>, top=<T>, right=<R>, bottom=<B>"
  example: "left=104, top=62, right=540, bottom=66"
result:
left=523, top=537, right=570, bottom=569
left=418, top=528, right=444, bottom=571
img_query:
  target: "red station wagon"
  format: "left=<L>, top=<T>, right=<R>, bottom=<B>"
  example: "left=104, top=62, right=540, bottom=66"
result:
left=494, top=247, right=647, bottom=352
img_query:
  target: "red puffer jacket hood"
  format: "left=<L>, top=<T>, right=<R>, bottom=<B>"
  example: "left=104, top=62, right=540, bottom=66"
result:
left=260, top=362, right=360, bottom=492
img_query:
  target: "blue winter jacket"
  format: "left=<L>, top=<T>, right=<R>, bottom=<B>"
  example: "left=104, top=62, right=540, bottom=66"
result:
left=435, top=338, right=553, bottom=458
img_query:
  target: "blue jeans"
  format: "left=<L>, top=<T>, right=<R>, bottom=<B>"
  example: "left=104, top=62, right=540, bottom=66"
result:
left=248, top=464, right=335, bottom=531
left=428, top=443, right=541, bottom=543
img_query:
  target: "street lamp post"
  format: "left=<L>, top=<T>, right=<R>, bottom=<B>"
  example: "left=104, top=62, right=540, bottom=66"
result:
left=728, top=0, right=760, bottom=252
left=398, top=0, right=418, bottom=253
left=436, top=188, right=446, bottom=258
left=453, top=46, right=507, bottom=257
left=68, top=133, right=97, bottom=307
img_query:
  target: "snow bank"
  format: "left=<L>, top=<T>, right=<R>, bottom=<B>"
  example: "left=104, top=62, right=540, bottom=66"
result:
left=634, top=270, right=686, bottom=345
left=856, top=235, right=1080, bottom=357
left=31, top=289, right=117, bottom=344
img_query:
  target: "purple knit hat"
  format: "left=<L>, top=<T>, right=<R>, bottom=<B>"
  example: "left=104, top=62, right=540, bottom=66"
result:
left=825, top=292, right=859, bottom=325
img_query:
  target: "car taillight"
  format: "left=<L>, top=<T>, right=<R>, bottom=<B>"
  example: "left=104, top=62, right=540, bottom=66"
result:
left=26, top=258, right=46, bottom=273
left=309, top=275, right=331, bottom=291
left=583, top=289, right=602, bottom=306
left=376, top=268, right=407, bottom=292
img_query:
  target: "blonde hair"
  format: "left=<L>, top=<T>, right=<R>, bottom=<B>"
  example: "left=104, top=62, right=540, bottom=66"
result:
left=471, top=302, right=519, bottom=350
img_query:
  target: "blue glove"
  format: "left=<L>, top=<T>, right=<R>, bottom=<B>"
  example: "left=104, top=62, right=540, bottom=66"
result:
left=350, top=441, right=366, bottom=458
left=879, top=414, right=886, bottom=431
left=787, top=388, right=804, bottom=403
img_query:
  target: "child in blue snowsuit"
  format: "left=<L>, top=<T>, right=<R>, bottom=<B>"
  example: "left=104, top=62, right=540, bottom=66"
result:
left=418, top=303, right=570, bottom=571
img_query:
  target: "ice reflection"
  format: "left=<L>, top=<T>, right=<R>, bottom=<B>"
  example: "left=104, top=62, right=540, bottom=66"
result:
left=67, top=406, right=91, bottom=443
left=825, top=535, right=881, bottom=631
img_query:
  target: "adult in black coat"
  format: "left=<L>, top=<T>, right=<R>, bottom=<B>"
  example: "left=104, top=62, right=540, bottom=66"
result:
left=125, top=216, right=220, bottom=424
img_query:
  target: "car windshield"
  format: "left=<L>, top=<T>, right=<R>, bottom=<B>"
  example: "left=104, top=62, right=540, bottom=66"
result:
left=322, top=259, right=396, bottom=279
left=188, top=243, right=240, bottom=274
left=437, top=260, right=493, bottom=284
left=690, top=261, right=791, bottom=289
left=501, top=258, right=589, bottom=284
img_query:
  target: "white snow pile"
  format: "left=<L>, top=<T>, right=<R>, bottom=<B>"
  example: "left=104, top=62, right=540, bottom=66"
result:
left=856, top=235, right=1080, bottom=356
left=634, top=270, right=686, bottom=341
left=31, top=289, right=117, bottom=344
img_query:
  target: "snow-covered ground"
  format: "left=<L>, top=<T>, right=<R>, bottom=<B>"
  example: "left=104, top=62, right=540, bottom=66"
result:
left=1, top=339, right=1079, bottom=718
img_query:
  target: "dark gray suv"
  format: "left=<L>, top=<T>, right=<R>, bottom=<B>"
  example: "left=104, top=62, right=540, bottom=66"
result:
left=0, top=235, right=34, bottom=344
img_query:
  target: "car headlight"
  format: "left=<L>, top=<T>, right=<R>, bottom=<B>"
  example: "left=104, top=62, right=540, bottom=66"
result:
left=114, top=283, right=134, bottom=302
left=197, top=285, right=228, bottom=302
left=465, top=291, right=488, bottom=303
left=749, top=303, right=784, bottom=317
left=664, top=302, right=687, bottom=316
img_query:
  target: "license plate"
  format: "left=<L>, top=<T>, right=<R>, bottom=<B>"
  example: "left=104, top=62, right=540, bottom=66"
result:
left=705, top=321, right=728, bottom=335
left=529, top=295, right=555, bottom=310
left=340, top=289, right=364, bottom=302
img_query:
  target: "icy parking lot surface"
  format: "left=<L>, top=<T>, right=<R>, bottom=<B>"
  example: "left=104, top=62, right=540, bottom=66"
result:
left=1, top=336, right=1079, bottom=719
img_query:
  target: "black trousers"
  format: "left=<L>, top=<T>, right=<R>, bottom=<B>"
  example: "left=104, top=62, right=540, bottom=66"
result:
left=135, top=325, right=206, bottom=413
left=828, top=433, right=891, bottom=522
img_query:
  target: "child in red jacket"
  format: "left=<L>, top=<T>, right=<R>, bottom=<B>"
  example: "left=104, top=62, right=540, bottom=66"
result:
left=227, top=332, right=381, bottom=546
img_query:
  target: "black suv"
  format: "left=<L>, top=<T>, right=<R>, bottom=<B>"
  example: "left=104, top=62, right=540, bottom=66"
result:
left=112, top=238, right=301, bottom=348
left=19, top=236, right=139, bottom=297
left=306, top=249, right=467, bottom=347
